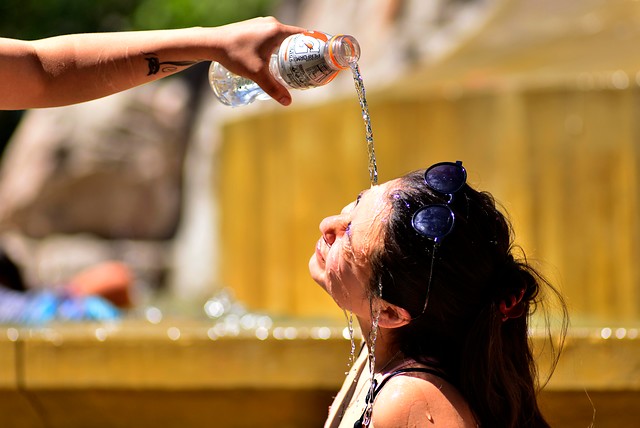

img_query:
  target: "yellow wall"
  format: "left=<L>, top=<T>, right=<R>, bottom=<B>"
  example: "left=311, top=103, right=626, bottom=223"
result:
left=217, top=81, right=640, bottom=325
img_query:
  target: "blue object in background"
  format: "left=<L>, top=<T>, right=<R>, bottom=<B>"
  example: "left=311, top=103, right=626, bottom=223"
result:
left=0, top=287, right=121, bottom=325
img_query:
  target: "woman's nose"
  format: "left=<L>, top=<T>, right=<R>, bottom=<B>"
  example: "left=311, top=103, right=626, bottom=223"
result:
left=319, top=215, right=341, bottom=247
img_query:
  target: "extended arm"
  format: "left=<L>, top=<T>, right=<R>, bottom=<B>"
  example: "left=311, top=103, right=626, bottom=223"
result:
left=0, top=17, right=305, bottom=109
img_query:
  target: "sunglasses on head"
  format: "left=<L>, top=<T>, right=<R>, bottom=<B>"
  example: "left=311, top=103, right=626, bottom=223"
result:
left=411, top=161, right=467, bottom=242
left=409, top=160, right=466, bottom=318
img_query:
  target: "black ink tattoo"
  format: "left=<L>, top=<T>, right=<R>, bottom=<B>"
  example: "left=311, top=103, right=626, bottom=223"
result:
left=143, top=52, right=198, bottom=75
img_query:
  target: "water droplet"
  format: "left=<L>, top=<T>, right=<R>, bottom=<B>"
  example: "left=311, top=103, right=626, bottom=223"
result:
left=167, top=327, right=181, bottom=341
left=6, top=328, right=19, bottom=342
left=273, top=327, right=285, bottom=340
left=145, top=306, right=163, bottom=324
left=95, top=328, right=108, bottom=342
left=311, top=326, right=331, bottom=340
left=284, top=327, right=298, bottom=340
left=611, top=70, right=629, bottom=89
left=204, top=300, right=225, bottom=318
left=207, top=327, right=219, bottom=340
left=255, top=327, right=269, bottom=340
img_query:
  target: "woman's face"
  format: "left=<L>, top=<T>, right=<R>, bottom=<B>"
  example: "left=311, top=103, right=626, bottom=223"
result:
left=308, top=180, right=397, bottom=318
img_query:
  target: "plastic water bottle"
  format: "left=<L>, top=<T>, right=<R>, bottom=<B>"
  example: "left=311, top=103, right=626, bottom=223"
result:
left=209, top=31, right=360, bottom=107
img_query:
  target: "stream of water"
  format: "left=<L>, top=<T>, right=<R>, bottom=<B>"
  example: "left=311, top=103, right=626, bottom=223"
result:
left=350, top=63, right=378, bottom=186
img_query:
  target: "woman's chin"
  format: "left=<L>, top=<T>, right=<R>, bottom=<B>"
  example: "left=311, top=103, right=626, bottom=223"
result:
left=308, top=257, right=325, bottom=287
left=310, top=275, right=327, bottom=290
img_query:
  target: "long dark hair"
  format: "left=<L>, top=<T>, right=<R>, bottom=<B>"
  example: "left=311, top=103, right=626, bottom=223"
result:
left=369, top=169, right=568, bottom=428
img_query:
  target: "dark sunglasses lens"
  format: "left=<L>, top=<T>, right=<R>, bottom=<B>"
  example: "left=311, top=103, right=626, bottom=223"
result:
left=425, top=163, right=466, bottom=194
left=412, top=205, right=454, bottom=239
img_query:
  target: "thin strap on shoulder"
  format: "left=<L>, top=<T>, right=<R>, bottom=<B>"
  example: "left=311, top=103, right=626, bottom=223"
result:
left=354, top=367, right=449, bottom=428
left=372, top=367, right=450, bottom=403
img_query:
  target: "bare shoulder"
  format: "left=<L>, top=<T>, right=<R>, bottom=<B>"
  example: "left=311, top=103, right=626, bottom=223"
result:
left=371, top=373, right=477, bottom=428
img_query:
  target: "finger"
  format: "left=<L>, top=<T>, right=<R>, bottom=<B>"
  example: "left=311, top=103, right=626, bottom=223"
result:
left=280, top=24, right=307, bottom=36
left=256, top=74, right=292, bottom=106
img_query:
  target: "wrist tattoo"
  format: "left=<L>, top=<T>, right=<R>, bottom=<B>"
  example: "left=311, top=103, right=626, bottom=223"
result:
left=143, top=52, right=198, bottom=75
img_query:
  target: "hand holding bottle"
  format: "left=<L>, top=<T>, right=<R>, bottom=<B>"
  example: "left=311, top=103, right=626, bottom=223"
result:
left=210, top=17, right=307, bottom=106
left=210, top=31, right=360, bottom=107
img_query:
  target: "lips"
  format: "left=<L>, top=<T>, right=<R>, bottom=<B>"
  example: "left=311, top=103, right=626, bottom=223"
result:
left=315, top=238, right=327, bottom=265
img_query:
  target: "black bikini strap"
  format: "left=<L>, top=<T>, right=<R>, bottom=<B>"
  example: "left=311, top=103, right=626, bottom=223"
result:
left=373, top=367, right=448, bottom=399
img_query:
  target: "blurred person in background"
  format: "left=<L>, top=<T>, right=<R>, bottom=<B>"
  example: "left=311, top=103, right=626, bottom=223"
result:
left=0, top=16, right=304, bottom=110
left=0, top=247, right=132, bottom=324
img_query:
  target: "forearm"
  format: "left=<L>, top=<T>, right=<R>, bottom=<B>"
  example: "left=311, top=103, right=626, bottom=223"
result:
left=3, top=28, right=218, bottom=109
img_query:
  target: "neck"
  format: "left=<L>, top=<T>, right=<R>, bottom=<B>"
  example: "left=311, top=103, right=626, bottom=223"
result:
left=357, top=315, right=403, bottom=373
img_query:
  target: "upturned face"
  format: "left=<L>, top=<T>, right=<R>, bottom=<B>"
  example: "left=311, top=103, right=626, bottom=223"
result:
left=308, top=180, right=397, bottom=318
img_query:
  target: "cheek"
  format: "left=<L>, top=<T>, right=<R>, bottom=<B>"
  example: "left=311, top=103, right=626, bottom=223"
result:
left=325, top=255, right=369, bottom=313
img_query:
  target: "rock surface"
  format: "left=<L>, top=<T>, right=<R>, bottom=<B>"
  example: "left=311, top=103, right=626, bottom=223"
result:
left=0, top=79, right=191, bottom=240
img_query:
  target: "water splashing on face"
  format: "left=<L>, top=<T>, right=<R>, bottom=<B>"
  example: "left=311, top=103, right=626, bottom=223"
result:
left=350, top=63, right=378, bottom=186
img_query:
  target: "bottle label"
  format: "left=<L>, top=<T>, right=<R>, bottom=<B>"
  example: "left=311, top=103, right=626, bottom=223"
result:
left=277, top=32, right=338, bottom=89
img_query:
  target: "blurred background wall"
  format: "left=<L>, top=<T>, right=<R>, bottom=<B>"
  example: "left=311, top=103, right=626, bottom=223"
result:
left=215, top=0, right=640, bottom=327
